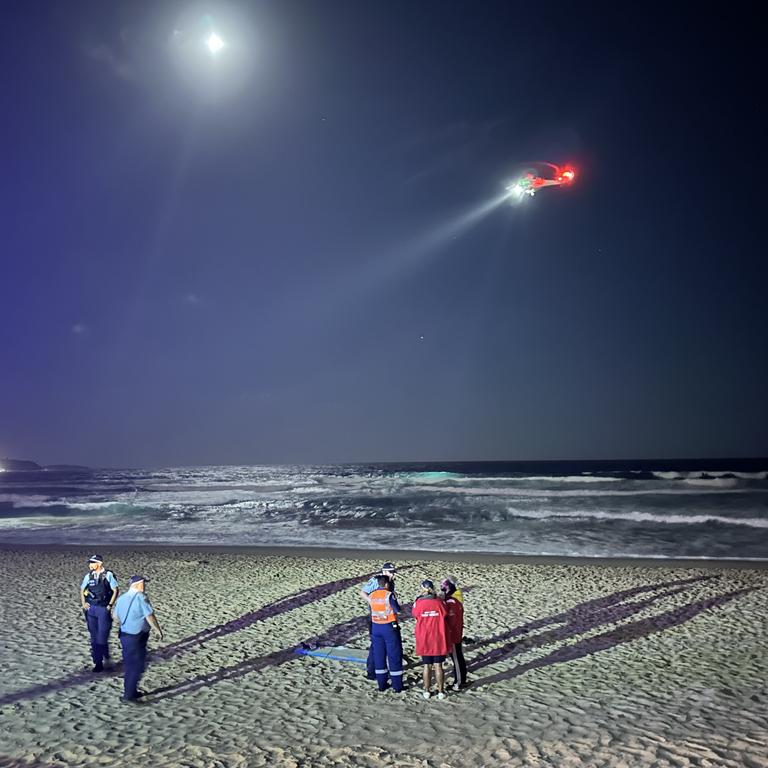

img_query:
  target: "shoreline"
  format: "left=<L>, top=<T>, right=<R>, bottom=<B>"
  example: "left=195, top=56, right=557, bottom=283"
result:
left=1, top=540, right=766, bottom=569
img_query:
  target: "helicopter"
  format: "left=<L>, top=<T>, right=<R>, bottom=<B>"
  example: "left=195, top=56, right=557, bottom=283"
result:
left=506, top=163, right=576, bottom=200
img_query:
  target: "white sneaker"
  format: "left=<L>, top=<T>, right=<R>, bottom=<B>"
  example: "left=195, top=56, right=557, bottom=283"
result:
left=452, top=683, right=460, bottom=691
left=437, top=691, right=446, bottom=700
left=422, top=690, right=431, bottom=699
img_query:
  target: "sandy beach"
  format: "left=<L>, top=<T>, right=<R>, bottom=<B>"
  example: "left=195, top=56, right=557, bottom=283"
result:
left=0, top=546, right=766, bottom=768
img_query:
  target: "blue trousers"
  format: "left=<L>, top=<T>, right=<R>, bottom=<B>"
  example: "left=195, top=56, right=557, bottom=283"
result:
left=120, top=631, right=149, bottom=700
left=85, top=604, right=112, bottom=665
left=371, top=623, right=403, bottom=692
left=366, top=617, right=375, bottom=678
left=367, top=616, right=403, bottom=678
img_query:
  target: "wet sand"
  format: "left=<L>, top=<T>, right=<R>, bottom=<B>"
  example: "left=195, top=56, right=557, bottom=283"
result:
left=0, top=545, right=766, bottom=767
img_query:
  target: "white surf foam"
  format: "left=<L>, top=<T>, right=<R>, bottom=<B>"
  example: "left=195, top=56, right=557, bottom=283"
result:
left=1, top=495, right=58, bottom=505
left=509, top=475, right=623, bottom=483
left=505, top=507, right=768, bottom=529
left=652, top=470, right=768, bottom=481
left=414, top=485, right=758, bottom=498
left=681, top=477, right=738, bottom=488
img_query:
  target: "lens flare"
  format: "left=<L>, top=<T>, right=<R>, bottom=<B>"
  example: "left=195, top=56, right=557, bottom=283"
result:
left=205, top=32, right=225, bottom=55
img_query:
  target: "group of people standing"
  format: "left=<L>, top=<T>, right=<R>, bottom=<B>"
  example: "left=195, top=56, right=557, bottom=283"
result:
left=79, top=555, right=163, bottom=703
left=360, top=562, right=467, bottom=698
left=81, top=555, right=466, bottom=703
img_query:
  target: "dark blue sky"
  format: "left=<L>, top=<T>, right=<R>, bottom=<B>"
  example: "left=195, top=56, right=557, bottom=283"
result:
left=2, top=2, right=765, bottom=467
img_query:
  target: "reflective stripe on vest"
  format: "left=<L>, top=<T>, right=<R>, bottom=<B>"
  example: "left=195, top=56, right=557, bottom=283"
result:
left=370, top=589, right=396, bottom=624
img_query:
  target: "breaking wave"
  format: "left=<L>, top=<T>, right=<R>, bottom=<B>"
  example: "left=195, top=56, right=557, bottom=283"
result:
left=1, top=462, right=767, bottom=559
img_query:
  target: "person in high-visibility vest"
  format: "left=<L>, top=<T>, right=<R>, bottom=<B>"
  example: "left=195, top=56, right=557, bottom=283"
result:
left=359, top=562, right=398, bottom=679
left=367, top=574, right=404, bottom=692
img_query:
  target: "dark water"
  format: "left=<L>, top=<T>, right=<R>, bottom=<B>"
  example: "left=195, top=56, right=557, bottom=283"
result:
left=1, top=460, right=767, bottom=559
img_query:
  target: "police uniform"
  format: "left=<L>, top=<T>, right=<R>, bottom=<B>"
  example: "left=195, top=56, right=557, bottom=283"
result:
left=80, top=562, right=119, bottom=671
left=369, top=588, right=404, bottom=692
left=114, top=581, right=155, bottom=701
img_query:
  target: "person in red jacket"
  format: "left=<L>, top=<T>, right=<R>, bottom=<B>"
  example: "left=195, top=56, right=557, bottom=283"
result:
left=441, top=578, right=467, bottom=690
left=411, top=579, right=448, bottom=699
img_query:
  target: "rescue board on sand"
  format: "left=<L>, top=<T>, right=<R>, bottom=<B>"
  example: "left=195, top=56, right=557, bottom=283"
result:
left=294, top=645, right=368, bottom=663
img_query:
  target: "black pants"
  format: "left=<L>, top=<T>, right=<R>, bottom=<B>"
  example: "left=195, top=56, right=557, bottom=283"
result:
left=450, top=640, right=467, bottom=687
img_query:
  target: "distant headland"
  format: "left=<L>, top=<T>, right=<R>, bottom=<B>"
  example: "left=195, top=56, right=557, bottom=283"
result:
left=0, top=458, right=92, bottom=472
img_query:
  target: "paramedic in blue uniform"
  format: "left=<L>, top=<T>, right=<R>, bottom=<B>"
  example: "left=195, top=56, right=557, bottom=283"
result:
left=359, top=562, right=398, bottom=679
left=80, top=554, right=119, bottom=672
left=368, top=574, right=404, bottom=692
left=114, top=575, right=164, bottom=703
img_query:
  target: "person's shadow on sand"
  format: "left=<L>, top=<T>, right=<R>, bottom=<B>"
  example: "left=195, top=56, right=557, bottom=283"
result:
left=467, top=586, right=756, bottom=689
left=155, top=569, right=387, bottom=661
left=148, top=586, right=430, bottom=700
left=464, top=575, right=718, bottom=673
left=0, top=569, right=381, bottom=708
left=147, top=575, right=754, bottom=701
left=1, top=572, right=755, bottom=706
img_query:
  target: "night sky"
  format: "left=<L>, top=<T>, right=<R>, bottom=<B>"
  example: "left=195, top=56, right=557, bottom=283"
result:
left=2, top=2, right=765, bottom=467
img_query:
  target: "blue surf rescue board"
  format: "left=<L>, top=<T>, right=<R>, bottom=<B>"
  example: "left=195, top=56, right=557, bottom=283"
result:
left=294, top=646, right=368, bottom=664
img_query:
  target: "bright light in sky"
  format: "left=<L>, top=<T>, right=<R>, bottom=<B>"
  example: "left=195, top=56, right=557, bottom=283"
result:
left=505, top=182, right=526, bottom=202
left=169, top=8, right=256, bottom=102
left=205, top=32, right=225, bottom=55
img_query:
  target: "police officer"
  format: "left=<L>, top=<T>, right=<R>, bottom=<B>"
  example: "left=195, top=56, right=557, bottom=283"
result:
left=359, top=562, right=398, bottom=679
left=113, top=575, right=163, bottom=703
left=368, top=574, right=404, bottom=692
left=79, top=554, right=119, bottom=672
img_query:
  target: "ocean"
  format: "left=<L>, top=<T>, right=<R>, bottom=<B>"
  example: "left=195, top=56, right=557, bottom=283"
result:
left=1, top=461, right=767, bottom=560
